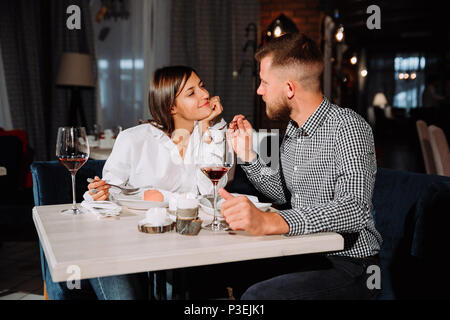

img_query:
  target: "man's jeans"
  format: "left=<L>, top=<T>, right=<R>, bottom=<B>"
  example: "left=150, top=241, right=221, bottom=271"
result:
left=230, top=254, right=381, bottom=300
left=181, top=253, right=381, bottom=300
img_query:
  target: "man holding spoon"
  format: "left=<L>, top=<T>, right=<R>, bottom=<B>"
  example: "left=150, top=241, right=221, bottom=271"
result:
left=220, top=33, right=382, bottom=300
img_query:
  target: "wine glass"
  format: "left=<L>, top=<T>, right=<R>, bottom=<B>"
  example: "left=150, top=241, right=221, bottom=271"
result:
left=56, top=127, right=90, bottom=215
left=199, top=127, right=234, bottom=231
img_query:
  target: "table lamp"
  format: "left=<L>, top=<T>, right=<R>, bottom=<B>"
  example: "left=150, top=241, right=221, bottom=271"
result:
left=56, top=53, right=95, bottom=127
left=373, top=92, right=388, bottom=109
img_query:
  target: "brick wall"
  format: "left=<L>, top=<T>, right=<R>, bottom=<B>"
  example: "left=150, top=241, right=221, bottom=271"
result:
left=257, top=0, right=324, bottom=130
left=260, top=0, right=324, bottom=44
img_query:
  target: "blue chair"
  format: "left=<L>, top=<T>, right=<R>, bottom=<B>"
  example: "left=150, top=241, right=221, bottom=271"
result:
left=371, top=168, right=450, bottom=299
left=31, top=160, right=106, bottom=206
left=31, top=160, right=105, bottom=300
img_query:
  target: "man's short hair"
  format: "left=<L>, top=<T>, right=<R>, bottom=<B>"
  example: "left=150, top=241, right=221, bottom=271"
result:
left=255, top=33, right=324, bottom=92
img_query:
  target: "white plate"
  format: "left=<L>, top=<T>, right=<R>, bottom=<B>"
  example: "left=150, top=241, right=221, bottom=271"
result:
left=116, top=198, right=168, bottom=210
left=199, top=193, right=272, bottom=216
left=113, top=193, right=168, bottom=210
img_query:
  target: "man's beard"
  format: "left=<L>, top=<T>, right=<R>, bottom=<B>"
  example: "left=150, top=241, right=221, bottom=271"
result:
left=265, top=95, right=292, bottom=121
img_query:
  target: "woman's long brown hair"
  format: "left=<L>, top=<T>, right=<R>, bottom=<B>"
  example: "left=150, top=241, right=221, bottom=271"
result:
left=148, top=66, right=196, bottom=135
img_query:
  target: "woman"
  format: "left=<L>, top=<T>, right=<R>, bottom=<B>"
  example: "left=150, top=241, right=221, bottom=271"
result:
left=44, top=66, right=230, bottom=300
left=87, top=65, right=228, bottom=201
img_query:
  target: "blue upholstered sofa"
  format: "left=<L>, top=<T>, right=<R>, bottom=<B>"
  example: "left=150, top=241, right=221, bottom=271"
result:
left=31, top=160, right=450, bottom=299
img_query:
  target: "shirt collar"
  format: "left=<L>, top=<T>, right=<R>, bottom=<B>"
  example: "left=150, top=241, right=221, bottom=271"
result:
left=286, top=97, right=330, bottom=138
left=148, top=121, right=199, bottom=139
left=148, top=122, right=201, bottom=157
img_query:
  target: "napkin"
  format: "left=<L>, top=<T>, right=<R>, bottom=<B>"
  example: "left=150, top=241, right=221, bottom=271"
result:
left=139, top=208, right=172, bottom=226
left=212, top=194, right=260, bottom=208
left=81, top=200, right=122, bottom=219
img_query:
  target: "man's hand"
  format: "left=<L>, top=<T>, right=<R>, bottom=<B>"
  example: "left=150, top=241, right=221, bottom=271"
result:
left=227, top=115, right=257, bottom=163
left=219, top=188, right=289, bottom=236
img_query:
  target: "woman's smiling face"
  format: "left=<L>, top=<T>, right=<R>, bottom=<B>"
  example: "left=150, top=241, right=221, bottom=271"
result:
left=172, top=72, right=212, bottom=121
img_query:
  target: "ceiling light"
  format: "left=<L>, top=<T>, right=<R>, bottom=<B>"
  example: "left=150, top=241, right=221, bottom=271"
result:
left=335, top=25, right=344, bottom=42
left=274, top=26, right=282, bottom=38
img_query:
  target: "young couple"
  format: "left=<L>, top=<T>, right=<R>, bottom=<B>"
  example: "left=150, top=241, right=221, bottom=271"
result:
left=45, top=33, right=382, bottom=300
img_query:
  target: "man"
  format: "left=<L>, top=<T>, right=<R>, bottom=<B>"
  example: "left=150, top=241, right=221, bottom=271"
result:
left=220, top=33, right=382, bottom=300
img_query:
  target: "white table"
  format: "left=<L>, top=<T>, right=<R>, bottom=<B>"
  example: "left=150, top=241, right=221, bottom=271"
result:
left=33, top=204, right=344, bottom=283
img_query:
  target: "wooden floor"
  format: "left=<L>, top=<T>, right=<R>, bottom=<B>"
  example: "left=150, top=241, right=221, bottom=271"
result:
left=0, top=241, right=44, bottom=300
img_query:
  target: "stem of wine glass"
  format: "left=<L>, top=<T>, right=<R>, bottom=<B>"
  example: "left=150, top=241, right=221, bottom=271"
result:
left=212, top=182, right=218, bottom=228
left=71, top=172, right=77, bottom=213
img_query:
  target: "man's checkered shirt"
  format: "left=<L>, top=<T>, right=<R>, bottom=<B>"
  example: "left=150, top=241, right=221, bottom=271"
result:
left=242, top=97, right=382, bottom=258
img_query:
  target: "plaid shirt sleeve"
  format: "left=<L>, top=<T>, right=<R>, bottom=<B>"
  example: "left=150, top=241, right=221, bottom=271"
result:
left=241, top=155, right=289, bottom=205
left=278, top=118, right=377, bottom=236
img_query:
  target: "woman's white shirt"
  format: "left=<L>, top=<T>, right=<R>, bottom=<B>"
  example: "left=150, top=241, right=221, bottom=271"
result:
left=100, top=119, right=228, bottom=196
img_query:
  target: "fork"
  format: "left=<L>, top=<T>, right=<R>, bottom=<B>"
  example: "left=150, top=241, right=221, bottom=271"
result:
left=87, top=178, right=140, bottom=195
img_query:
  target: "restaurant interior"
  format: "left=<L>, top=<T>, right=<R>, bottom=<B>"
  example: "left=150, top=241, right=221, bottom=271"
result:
left=0, top=0, right=449, bottom=301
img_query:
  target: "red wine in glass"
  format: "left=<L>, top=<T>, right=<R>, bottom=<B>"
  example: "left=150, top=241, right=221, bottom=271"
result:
left=59, top=156, right=88, bottom=173
left=56, top=127, right=90, bottom=215
left=201, top=167, right=229, bottom=185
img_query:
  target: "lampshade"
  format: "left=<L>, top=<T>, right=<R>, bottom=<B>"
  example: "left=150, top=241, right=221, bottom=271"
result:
left=266, top=14, right=299, bottom=40
left=373, top=92, right=388, bottom=107
left=56, top=53, right=95, bottom=87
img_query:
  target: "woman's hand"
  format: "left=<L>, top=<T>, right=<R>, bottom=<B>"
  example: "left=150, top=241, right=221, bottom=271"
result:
left=200, top=96, right=223, bottom=132
left=88, top=176, right=111, bottom=201
left=199, top=96, right=224, bottom=144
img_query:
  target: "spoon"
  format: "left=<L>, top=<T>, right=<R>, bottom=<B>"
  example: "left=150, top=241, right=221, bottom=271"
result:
left=87, top=178, right=140, bottom=195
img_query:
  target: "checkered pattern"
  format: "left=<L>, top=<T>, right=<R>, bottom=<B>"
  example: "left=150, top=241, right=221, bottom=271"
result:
left=242, top=97, right=382, bottom=258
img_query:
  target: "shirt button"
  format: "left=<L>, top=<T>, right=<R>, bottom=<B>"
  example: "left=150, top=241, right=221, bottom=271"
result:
left=294, top=166, right=298, bottom=171
left=295, top=194, right=299, bottom=199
